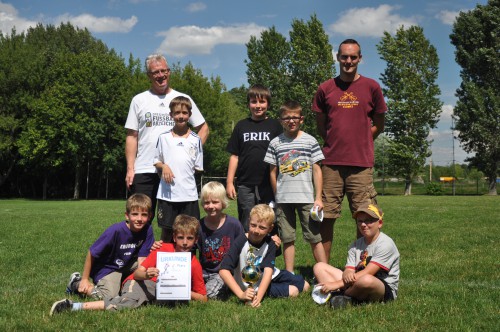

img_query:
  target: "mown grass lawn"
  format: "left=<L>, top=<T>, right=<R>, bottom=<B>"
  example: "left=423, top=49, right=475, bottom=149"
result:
left=0, top=196, right=498, bottom=331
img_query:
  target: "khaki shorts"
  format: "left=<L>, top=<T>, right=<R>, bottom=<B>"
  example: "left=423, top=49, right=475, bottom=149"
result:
left=104, top=279, right=156, bottom=310
left=321, top=165, right=377, bottom=220
left=95, top=261, right=138, bottom=299
left=276, top=203, right=322, bottom=244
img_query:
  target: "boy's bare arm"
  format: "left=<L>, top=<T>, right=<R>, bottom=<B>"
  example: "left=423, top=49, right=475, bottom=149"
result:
left=320, top=279, right=345, bottom=293
left=155, top=161, right=174, bottom=184
left=312, top=163, right=323, bottom=209
left=343, top=263, right=381, bottom=285
left=191, top=291, right=208, bottom=302
left=219, top=269, right=254, bottom=301
left=226, top=155, right=239, bottom=199
left=269, top=165, right=278, bottom=195
left=252, top=267, right=273, bottom=307
left=79, top=251, right=95, bottom=294
left=133, top=265, right=159, bottom=281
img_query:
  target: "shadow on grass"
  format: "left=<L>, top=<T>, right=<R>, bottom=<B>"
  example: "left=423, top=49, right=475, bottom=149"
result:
left=296, top=265, right=315, bottom=283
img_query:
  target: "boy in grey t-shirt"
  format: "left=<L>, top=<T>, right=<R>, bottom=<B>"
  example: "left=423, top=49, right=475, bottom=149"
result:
left=313, top=203, right=400, bottom=308
left=264, top=100, right=327, bottom=273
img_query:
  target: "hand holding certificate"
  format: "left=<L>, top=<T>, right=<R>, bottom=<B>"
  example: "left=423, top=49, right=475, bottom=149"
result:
left=156, top=252, right=191, bottom=300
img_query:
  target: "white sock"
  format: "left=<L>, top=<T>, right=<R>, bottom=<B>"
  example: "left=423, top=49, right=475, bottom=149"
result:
left=71, top=302, right=83, bottom=311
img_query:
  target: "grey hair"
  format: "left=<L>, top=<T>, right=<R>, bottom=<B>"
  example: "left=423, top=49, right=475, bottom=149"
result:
left=145, top=54, right=167, bottom=72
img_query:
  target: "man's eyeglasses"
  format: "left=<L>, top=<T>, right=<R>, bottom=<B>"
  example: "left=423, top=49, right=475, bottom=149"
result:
left=339, top=55, right=359, bottom=61
left=149, top=68, right=171, bottom=76
left=280, top=116, right=303, bottom=122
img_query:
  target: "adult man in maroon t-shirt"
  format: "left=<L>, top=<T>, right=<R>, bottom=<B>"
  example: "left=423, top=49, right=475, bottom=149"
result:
left=312, top=39, right=387, bottom=262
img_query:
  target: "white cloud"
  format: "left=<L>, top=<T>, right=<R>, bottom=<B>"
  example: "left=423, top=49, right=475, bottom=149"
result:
left=156, top=23, right=266, bottom=57
left=329, top=5, right=419, bottom=38
left=0, top=2, right=38, bottom=35
left=435, top=10, right=462, bottom=25
left=0, top=2, right=137, bottom=35
left=186, top=2, right=207, bottom=13
left=55, top=13, right=138, bottom=33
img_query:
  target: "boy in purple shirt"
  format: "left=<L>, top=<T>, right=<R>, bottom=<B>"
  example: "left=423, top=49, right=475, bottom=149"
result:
left=65, top=194, right=155, bottom=299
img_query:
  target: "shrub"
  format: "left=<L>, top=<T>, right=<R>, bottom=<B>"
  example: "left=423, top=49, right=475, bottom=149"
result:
left=426, top=182, right=443, bottom=195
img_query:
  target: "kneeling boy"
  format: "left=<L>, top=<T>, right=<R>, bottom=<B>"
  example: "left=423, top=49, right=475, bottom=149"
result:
left=219, top=204, right=309, bottom=307
left=313, top=204, right=399, bottom=308
left=65, top=193, right=155, bottom=300
left=50, top=215, right=206, bottom=315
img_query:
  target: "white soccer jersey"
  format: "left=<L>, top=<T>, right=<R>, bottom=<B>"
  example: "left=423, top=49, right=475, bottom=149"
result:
left=125, top=89, right=205, bottom=174
left=154, top=130, right=203, bottom=202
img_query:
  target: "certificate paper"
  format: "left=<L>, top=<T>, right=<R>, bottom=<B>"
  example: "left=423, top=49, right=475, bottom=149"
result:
left=156, top=252, right=191, bottom=300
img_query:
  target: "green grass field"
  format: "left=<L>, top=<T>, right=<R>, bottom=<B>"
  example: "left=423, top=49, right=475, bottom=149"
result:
left=1, top=196, right=498, bottom=331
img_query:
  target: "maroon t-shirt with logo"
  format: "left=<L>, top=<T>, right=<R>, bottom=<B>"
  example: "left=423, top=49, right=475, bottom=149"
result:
left=312, top=76, right=387, bottom=167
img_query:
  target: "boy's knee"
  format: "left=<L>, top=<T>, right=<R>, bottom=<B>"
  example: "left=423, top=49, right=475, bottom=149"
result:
left=302, top=280, right=310, bottom=292
left=289, top=286, right=299, bottom=297
left=353, top=274, right=378, bottom=290
left=313, top=262, right=328, bottom=275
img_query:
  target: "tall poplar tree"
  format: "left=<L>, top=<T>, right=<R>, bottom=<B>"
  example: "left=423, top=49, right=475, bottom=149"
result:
left=377, top=26, right=442, bottom=195
left=450, top=0, right=499, bottom=195
left=245, top=14, right=334, bottom=136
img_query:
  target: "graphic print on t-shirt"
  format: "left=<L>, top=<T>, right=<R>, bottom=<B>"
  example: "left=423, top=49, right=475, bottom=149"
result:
left=338, top=91, right=359, bottom=109
left=355, top=249, right=372, bottom=272
left=202, top=236, right=232, bottom=265
left=144, top=111, right=175, bottom=127
left=278, top=149, right=310, bottom=177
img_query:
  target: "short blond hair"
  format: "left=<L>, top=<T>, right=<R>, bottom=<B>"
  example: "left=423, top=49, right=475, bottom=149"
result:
left=169, top=96, right=192, bottom=115
left=249, top=204, right=275, bottom=226
left=200, top=181, right=228, bottom=209
left=126, top=193, right=152, bottom=214
left=173, top=214, right=200, bottom=237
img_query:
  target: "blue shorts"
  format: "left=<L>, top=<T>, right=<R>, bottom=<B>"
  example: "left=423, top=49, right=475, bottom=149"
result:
left=266, top=270, right=305, bottom=298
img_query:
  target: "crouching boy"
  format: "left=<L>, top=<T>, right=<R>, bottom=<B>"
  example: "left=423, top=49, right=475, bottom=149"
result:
left=65, top=193, right=155, bottom=300
left=219, top=204, right=309, bottom=307
left=313, top=204, right=400, bottom=309
left=50, top=215, right=206, bottom=315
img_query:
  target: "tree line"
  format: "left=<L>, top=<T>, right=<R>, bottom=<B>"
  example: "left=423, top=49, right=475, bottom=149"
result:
left=0, top=1, right=497, bottom=199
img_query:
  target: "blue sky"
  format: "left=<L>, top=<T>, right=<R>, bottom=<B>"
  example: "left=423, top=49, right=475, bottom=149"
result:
left=1, top=0, right=487, bottom=165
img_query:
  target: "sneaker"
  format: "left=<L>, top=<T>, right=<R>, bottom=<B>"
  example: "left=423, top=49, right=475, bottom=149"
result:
left=50, top=299, right=73, bottom=316
left=65, top=272, right=81, bottom=294
left=329, top=295, right=352, bottom=309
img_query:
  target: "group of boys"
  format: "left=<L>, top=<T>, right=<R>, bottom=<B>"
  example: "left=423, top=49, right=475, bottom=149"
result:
left=50, top=38, right=400, bottom=314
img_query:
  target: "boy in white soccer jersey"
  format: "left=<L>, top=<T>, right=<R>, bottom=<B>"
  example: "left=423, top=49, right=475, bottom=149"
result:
left=154, top=96, right=203, bottom=243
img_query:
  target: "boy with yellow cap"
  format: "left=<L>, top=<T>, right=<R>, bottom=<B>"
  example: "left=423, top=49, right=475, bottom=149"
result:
left=312, top=203, right=399, bottom=308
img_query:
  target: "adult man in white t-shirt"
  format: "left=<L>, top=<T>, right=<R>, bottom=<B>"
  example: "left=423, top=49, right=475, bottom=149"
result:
left=125, top=54, right=209, bottom=222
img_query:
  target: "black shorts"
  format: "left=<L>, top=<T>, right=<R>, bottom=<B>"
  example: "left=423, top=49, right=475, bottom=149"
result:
left=130, top=173, right=160, bottom=219
left=381, top=278, right=395, bottom=302
left=157, top=200, right=200, bottom=229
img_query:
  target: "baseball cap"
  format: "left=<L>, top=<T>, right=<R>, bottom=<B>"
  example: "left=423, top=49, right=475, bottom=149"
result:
left=353, top=204, right=383, bottom=221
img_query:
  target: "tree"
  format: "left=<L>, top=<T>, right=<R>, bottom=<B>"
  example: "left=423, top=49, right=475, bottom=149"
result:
left=377, top=26, right=443, bottom=195
left=288, top=15, right=335, bottom=136
left=0, top=23, right=134, bottom=199
left=374, top=134, right=391, bottom=178
left=246, top=15, right=335, bottom=136
left=450, top=0, right=499, bottom=195
left=246, top=26, right=291, bottom=117
left=169, top=62, right=246, bottom=176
